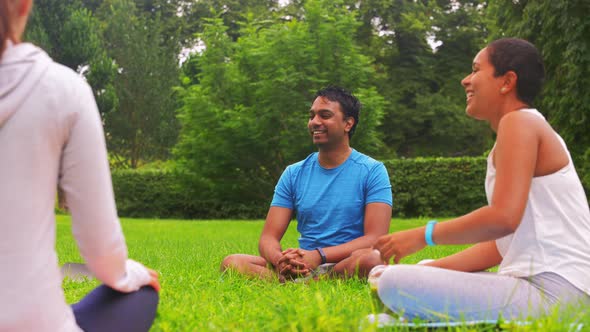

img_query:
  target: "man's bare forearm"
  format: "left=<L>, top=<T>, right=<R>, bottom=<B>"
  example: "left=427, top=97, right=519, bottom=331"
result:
left=322, top=234, right=379, bottom=263
left=258, top=235, right=283, bottom=267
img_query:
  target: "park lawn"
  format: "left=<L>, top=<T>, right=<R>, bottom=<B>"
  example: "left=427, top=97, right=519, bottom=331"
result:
left=57, top=216, right=588, bottom=331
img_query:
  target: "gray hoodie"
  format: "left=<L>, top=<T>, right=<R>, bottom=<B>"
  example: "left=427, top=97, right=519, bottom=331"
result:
left=0, top=42, right=50, bottom=126
left=0, top=43, right=150, bottom=331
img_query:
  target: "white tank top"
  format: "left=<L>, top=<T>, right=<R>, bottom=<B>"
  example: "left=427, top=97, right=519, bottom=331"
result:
left=486, top=108, right=590, bottom=295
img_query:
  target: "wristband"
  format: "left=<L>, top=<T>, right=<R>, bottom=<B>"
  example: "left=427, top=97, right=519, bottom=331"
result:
left=315, top=248, right=327, bottom=264
left=425, top=220, right=437, bottom=246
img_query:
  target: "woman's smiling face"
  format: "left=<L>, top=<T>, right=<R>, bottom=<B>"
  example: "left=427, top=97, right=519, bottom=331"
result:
left=461, top=47, right=505, bottom=121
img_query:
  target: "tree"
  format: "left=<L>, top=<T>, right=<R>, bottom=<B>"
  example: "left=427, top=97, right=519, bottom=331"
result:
left=181, top=0, right=280, bottom=41
left=26, top=0, right=83, bottom=64
left=347, top=0, right=492, bottom=157
left=26, top=0, right=119, bottom=134
left=175, top=0, right=386, bottom=203
left=97, top=0, right=180, bottom=167
left=427, top=0, right=493, bottom=156
left=26, top=1, right=105, bottom=73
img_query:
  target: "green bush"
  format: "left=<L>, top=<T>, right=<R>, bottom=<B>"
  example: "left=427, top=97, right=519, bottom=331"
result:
left=579, top=148, right=590, bottom=195
left=386, top=157, right=487, bottom=217
left=110, top=156, right=589, bottom=219
left=111, top=170, right=268, bottom=219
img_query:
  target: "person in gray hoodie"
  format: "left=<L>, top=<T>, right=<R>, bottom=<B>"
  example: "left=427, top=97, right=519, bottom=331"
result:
left=1, top=1, right=160, bottom=331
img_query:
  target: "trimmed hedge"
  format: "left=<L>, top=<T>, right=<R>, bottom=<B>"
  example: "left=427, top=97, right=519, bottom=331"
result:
left=110, top=157, right=488, bottom=219
left=111, top=170, right=268, bottom=219
left=386, top=157, right=487, bottom=217
left=111, top=157, right=588, bottom=219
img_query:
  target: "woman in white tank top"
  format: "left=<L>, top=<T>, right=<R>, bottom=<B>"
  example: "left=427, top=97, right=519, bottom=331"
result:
left=370, top=38, right=590, bottom=322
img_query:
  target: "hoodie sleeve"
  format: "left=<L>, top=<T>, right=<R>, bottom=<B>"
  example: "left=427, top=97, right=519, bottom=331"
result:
left=58, top=75, right=150, bottom=292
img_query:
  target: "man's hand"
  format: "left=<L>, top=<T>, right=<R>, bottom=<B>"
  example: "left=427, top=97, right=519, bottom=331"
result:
left=298, top=249, right=323, bottom=270
left=373, top=228, right=426, bottom=264
left=276, top=248, right=311, bottom=279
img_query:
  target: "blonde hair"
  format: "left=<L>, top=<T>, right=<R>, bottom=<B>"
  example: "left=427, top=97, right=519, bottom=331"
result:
left=0, top=0, right=18, bottom=58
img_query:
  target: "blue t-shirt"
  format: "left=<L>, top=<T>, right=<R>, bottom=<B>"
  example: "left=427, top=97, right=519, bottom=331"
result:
left=271, top=149, right=393, bottom=250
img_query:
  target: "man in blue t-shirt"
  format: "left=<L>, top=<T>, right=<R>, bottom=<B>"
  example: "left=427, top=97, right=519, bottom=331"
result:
left=221, top=86, right=392, bottom=280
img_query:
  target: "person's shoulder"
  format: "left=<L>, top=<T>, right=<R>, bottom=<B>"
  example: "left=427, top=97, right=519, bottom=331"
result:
left=41, top=63, right=97, bottom=122
left=283, top=152, right=318, bottom=175
left=349, top=149, right=384, bottom=169
left=288, top=152, right=318, bottom=169
left=500, top=108, right=544, bottom=126
left=44, top=62, right=92, bottom=96
left=498, top=108, right=545, bottom=138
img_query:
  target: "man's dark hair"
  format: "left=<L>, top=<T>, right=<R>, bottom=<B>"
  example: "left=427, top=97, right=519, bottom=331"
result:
left=487, top=38, right=545, bottom=106
left=314, top=86, right=361, bottom=138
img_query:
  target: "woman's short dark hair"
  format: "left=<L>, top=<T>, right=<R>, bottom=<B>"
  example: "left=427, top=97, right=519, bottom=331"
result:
left=314, top=86, right=361, bottom=138
left=487, top=38, right=545, bottom=106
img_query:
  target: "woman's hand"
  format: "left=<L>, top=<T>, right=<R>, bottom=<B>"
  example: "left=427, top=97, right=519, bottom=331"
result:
left=147, top=268, right=161, bottom=292
left=373, top=228, right=426, bottom=264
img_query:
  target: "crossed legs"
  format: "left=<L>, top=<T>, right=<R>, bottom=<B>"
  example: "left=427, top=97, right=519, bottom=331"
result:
left=221, top=248, right=382, bottom=279
left=375, top=265, right=589, bottom=321
left=72, top=285, right=159, bottom=332
left=220, top=254, right=275, bottom=279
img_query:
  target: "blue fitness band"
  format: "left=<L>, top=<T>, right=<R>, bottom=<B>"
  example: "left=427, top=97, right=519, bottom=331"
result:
left=316, top=248, right=327, bottom=264
left=425, top=220, right=437, bottom=246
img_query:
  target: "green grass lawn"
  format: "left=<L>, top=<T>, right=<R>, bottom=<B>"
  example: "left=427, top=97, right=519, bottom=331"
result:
left=57, top=216, right=588, bottom=331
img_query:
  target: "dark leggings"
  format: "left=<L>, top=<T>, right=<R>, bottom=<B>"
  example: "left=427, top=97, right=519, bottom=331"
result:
left=72, top=285, right=159, bottom=332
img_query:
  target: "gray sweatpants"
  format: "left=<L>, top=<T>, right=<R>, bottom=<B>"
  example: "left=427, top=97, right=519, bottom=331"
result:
left=377, top=265, right=590, bottom=321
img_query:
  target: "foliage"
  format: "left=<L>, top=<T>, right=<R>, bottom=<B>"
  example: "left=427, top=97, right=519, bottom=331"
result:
left=112, top=155, right=590, bottom=219
left=351, top=0, right=493, bottom=157
left=487, top=0, right=590, bottom=186
left=107, top=157, right=495, bottom=219
left=26, top=0, right=84, bottom=67
left=175, top=0, right=386, bottom=204
left=25, top=0, right=116, bottom=115
left=85, top=52, right=120, bottom=119
left=387, top=157, right=487, bottom=217
left=110, top=170, right=268, bottom=219
left=26, top=0, right=590, bottom=190
left=27, top=0, right=182, bottom=169
left=428, top=0, right=494, bottom=156
left=184, top=0, right=281, bottom=42
left=97, top=0, right=180, bottom=167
